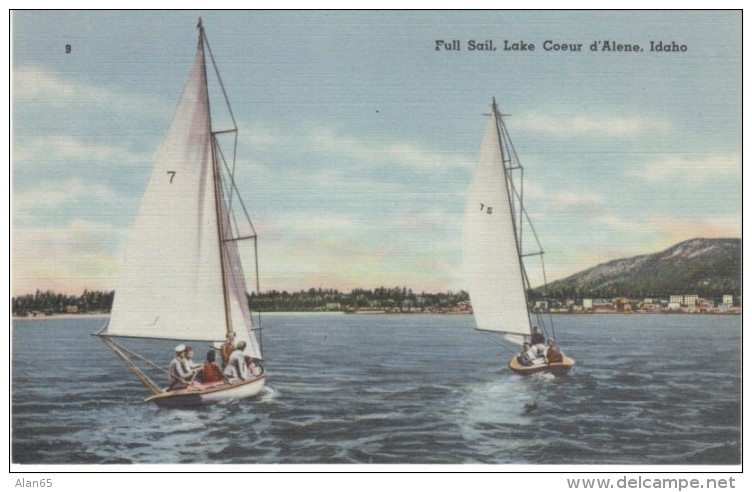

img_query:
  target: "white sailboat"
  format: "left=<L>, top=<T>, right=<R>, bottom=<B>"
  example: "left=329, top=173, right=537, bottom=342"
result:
left=464, top=98, right=574, bottom=376
left=97, top=19, right=266, bottom=406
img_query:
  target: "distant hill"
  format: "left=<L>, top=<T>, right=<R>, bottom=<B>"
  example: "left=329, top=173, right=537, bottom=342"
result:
left=538, top=238, right=741, bottom=299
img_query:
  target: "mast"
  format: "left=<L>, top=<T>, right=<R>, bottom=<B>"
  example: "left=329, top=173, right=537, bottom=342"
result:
left=492, top=98, right=533, bottom=336
left=199, top=20, right=233, bottom=336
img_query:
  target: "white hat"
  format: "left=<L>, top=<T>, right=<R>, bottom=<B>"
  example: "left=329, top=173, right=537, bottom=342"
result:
left=175, top=344, right=186, bottom=353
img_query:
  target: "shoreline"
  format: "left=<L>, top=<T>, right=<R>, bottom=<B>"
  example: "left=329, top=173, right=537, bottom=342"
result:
left=11, top=310, right=740, bottom=321
left=12, top=313, right=110, bottom=321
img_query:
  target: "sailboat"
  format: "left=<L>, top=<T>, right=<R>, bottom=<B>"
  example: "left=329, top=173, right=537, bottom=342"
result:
left=464, top=98, right=575, bottom=376
left=96, top=20, right=266, bottom=407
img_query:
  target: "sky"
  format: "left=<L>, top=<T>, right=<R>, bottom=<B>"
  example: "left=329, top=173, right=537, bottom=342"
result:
left=11, top=10, right=742, bottom=296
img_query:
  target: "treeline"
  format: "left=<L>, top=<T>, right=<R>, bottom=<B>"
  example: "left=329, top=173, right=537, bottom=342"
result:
left=12, top=287, right=471, bottom=316
left=12, top=289, right=114, bottom=317
left=250, top=287, right=470, bottom=312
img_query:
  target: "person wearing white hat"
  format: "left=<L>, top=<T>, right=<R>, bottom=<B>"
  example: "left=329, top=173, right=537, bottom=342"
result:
left=168, top=343, right=194, bottom=391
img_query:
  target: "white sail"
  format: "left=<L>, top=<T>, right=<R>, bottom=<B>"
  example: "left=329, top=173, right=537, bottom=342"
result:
left=463, top=106, right=532, bottom=336
left=107, top=37, right=261, bottom=358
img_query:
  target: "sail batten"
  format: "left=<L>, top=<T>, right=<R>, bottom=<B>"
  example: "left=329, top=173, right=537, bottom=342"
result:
left=464, top=103, right=532, bottom=337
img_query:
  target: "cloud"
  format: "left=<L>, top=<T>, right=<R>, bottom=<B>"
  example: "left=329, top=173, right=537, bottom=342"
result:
left=623, top=154, right=741, bottom=182
left=249, top=125, right=472, bottom=172
left=12, top=220, right=126, bottom=295
left=643, top=215, right=741, bottom=244
left=250, top=209, right=463, bottom=292
left=12, top=68, right=77, bottom=105
left=13, top=135, right=148, bottom=171
left=551, top=191, right=602, bottom=210
left=13, top=67, right=154, bottom=110
left=13, top=178, right=129, bottom=222
left=515, top=112, right=671, bottom=137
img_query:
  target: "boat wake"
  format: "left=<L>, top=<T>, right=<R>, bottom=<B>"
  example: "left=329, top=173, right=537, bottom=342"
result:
left=258, top=385, right=277, bottom=403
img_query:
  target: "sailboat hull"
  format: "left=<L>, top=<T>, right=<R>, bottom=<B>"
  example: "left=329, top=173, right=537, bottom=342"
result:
left=508, top=356, right=575, bottom=376
left=144, top=374, right=266, bottom=408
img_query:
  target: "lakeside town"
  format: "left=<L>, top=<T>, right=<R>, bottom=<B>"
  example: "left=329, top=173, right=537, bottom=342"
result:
left=531, top=294, right=741, bottom=316
left=11, top=288, right=741, bottom=318
left=345, top=294, right=742, bottom=315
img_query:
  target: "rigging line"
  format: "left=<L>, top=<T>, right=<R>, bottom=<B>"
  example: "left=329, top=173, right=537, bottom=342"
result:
left=499, top=117, right=524, bottom=251
left=499, top=115, right=548, bottom=260
left=531, top=311, right=551, bottom=337
left=101, top=337, right=161, bottom=395
left=230, top=130, right=238, bottom=206
left=518, top=167, right=524, bottom=251
left=106, top=337, right=171, bottom=376
left=201, top=28, right=238, bottom=131
left=204, top=54, right=232, bottom=338
left=215, top=136, right=258, bottom=236
left=108, top=337, right=218, bottom=391
left=517, top=199, right=546, bottom=254
left=496, top=105, right=556, bottom=341
left=211, top=128, right=239, bottom=210
left=498, top=114, right=524, bottom=178
left=492, top=99, right=532, bottom=335
left=215, top=164, right=261, bottom=353
left=476, top=329, right=507, bottom=347
left=216, top=148, right=243, bottom=242
left=222, top=235, right=257, bottom=242
left=214, top=139, right=262, bottom=349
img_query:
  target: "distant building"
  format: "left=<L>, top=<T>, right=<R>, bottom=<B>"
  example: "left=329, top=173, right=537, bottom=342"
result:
left=684, top=295, right=699, bottom=307
left=613, top=297, right=631, bottom=313
left=592, top=299, right=616, bottom=313
left=669, top=295, right=683, bottom=305
left=582, top=298, right=593, bottom=309
left=640, top=300, right=661, bottom=313
left=698, top=298, right=714, bottom=312
left=723, top=295, right=733, bottom=306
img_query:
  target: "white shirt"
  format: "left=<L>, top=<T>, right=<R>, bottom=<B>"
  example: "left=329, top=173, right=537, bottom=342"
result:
left=223, top=349, right=250, bottom=380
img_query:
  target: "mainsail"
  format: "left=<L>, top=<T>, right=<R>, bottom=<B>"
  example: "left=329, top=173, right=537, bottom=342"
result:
left=463, top=101, right=532, bottom=337
left=106, top=31, right=260, bottom=358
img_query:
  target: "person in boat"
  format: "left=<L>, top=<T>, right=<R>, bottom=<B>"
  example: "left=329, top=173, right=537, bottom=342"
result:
left=223, top=340, right=251, bottom=381
left=245, top=355, right=263, bottom=377
left=183, top=346, right=201, bottom=372
left=530, top=326, right=546, bottom=355
left=200, top=350, right=225, bottom=384
left=545, top=339, right=564, bottom=364
left=517, top=342, right=540, bottom=367
left=220, top=331, right=236, bottom=370
left=168, top=344, right=197, bottom=391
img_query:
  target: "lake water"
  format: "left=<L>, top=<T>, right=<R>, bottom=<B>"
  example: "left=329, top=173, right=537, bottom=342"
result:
left=11, top=313, right=741, bottom=466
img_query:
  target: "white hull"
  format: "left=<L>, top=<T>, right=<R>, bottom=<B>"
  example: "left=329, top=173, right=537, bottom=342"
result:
left=508, top=355, right=575, bottom=376
left=145, top=374, right=266, bottom=408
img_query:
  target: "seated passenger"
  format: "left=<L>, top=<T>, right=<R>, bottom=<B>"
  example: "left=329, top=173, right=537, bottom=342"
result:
left=545, top=339, right=564, bottom=364
left=168, top=344, right=195, bottom=391
left=201, top=350, right=225, bottom=384
left=223, top=341, right=250, bottom=381
left=517, top=342, right=538, bottom=366
left=530, top=326, right=546, bottom=354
